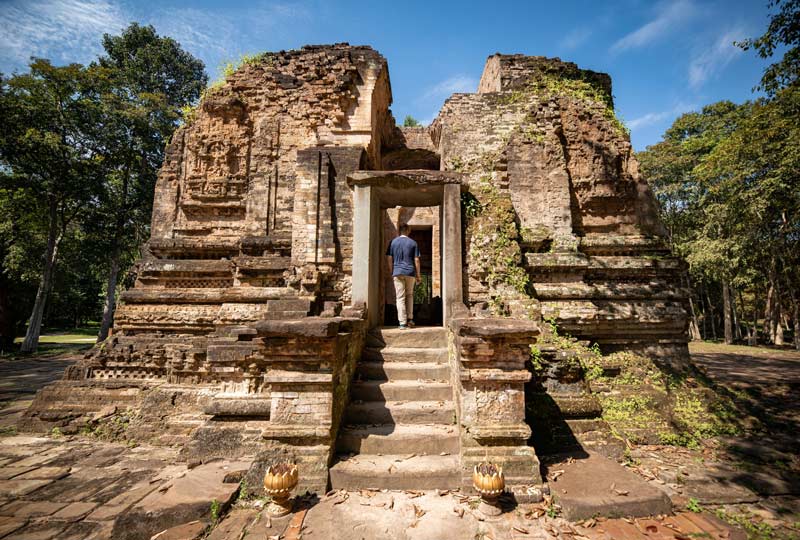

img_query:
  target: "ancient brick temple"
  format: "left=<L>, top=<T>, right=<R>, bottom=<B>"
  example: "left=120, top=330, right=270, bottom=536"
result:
left=22, top=45, right=688, bottom=497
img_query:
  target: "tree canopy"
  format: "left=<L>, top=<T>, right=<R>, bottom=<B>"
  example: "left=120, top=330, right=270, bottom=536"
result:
left=0, top=24, right=207, bottom=352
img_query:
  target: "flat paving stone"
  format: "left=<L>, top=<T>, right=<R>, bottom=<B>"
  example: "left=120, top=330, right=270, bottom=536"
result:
left=12, top=467, right=71, bottom=481
left=0, top=516, right=27, bottom=537
left=0, top=500, right=67, bottom=518
left=206, top=508, right=259, bottom=540
left=0, top=467, right=37, bottom=480
left=49, top=501, right=99, bottom=522
left=149, top=519, right=207, bottom=540
left=111, top=460, right=248, bottom=540
left=0, top=479, right=54, bottom=498
left=545, top=452, right=672, bottom=521
left=2, top=520, right=70, bottom=540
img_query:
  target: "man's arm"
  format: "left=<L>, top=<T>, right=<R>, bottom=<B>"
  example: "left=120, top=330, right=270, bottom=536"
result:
left=414, top=257, right=421, bottom=284
left=387, top=255, right=393, bottom=275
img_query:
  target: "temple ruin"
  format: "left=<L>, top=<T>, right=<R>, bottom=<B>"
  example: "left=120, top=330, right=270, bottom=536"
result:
left=21, top=44, right=689, bottom=498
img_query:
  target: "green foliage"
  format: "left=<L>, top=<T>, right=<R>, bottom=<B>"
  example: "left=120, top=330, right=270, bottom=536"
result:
left=461, top=192, right=482, bottom=218
left=736, top=0, right=800, bottom=94
left=203, top=52, right=271, bottom=103
left=0, top=23, right=207, bottom=350
left=716, top=508, right=776, bottom=540
left=50, top=427, right=63, bottom=439
left=210, top=498, right=221, bottom=524
left=529, top=345, right=544, bottom=372
left=465, top=173, right=531, bottom=316
left=638, top=91, right=800, bottom=346
left=403, top=115, right=421, bottom=127
left=686, top=498, right=702, bottom=513
left=529, top=74, right=629, bottom=137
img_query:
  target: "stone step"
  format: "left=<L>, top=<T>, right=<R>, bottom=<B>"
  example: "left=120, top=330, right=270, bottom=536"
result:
left=363, top=347, right=447, bottom=364
left=329, top=454, right=461, bottom=490
left=351, top=380, right=453, bottom=402
left=377, top=327, right=447, bottom=349
left=355, top=361, right=449, bottom=382
left=345, top=400, right=456, bottom=425
left=336, top=424, right=459, bottom=455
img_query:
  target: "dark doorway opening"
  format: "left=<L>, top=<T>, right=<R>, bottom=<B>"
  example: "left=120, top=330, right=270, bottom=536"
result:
left=408, top=227, right=440, bottom=326
left=383, top=224, right=441, bottom=327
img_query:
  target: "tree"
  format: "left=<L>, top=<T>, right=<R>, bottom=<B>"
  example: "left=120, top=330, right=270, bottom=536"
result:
left=698, top=86, right=800, bottom=348
left=403, top=115, right=421, bottom=127
left=92, top=23, right=207, bottom=342
left=0, top=60, right=105, bottom=352
left=737, top=0, right=800, bottom=94
left=638, top=102, right=751, bottom=344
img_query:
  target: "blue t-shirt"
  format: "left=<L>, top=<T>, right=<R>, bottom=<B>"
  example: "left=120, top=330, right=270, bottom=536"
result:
left=387, top=235, right=420, bottom=277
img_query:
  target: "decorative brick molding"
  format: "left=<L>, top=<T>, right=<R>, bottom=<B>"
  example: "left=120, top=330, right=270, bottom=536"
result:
left=448, top=317, right=543, bottom=498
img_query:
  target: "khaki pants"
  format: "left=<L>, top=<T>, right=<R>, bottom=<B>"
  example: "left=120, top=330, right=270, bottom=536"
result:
left=393, top=275, right=415, bottom=326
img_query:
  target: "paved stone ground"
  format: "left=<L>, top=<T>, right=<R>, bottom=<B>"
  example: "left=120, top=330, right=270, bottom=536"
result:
left=690, top=342, right=800, bottom=442
left=0, top=347, right=82, bottom=434
left=0, top=343, right=798, bottom=538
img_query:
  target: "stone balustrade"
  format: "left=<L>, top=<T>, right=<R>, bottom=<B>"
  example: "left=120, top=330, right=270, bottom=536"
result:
left=448, top=317, right=543, bottom=500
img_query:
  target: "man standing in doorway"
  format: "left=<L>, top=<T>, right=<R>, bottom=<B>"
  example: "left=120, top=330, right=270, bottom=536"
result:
left=387, top=224, right=421, bottom=329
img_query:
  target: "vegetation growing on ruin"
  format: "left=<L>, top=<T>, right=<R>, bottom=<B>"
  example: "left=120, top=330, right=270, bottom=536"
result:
left=180, top=52, right=273, bottom=126
left=466, top=176, right=530, bottom=311
left=590, top=350, right=744, bottom=448
left=532, top=74, right=630, bottom=138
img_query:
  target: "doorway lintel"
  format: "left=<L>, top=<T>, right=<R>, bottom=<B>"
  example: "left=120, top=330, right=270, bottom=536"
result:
left=348, top=170, right=466, bottom=327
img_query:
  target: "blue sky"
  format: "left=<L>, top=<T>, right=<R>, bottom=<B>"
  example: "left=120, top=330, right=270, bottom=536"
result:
left=0, top=0, right=776, bottom=149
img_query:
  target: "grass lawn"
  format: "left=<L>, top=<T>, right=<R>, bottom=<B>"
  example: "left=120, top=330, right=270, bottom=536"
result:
left=12, top=326, right=99, bottom=345
left=689, top=340, right=800, bottom=360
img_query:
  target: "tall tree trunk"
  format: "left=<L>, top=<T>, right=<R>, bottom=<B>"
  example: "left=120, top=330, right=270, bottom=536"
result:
left=723, top=280, right=733, bottom=345
left=770, top=271, right=784, bottom=345
left=764, top=280, right=775, bottom=338
left=96, top=242, right=120, bottom=342
left=792, top=296, right=800, bottom=351
left=0, top=282, right=13, bottom=353
left=20, top=199, right=61, bottom=353
left=685, top=273, right=702, bottom=341
left=700, top=283, right=708, bottom=340
left=735, top=290, right=745, bottom=341
left=97, top=156, right=132, bottom=343
left=750, top=290, right=759, bottom=345
left=706, top=289, right=718, bottom=341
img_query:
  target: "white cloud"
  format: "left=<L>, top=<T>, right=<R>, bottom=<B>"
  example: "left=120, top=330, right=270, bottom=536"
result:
left=0, top=0, right=311, bottom=77
left=611, top=0, right=698, bottom=53
left=627, top=111, right=672, bottom=130
left=688, top=28, right=746, bottom=89
left=560, top=27, right=592, bottom=51
left=627, top=101, right=698, bottom=130
left=419, top=75, right=477, bottom=102
left=0, top=0, right=127, bottom=70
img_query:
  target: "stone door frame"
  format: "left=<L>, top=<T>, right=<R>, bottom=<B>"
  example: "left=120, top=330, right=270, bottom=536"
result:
left=347, top=170, right=466, bottom=327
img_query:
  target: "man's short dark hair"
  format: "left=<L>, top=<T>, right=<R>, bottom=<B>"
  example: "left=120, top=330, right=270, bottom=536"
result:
left=399, top=224, right=411, bottom=235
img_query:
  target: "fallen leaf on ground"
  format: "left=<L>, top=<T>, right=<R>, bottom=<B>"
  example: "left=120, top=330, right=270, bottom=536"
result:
left=413, top=504, right=426, bottom=518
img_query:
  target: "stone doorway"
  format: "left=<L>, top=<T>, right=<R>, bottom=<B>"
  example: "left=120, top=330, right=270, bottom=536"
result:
left=347, top=170, right=465, bottom=328
left=382, top=209, right=442, bottom=327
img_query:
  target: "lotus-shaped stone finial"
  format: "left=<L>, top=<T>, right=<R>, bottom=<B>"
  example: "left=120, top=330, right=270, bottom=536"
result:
left=263, top=462, right=299, bottom=516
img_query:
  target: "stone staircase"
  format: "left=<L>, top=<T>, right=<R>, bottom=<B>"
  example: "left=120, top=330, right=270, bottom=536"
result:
left=329, top=327, right=461, bottom=490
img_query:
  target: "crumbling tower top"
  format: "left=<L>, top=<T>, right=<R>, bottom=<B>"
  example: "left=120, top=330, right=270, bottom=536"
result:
left=477, top=54, right=613, bottom=105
